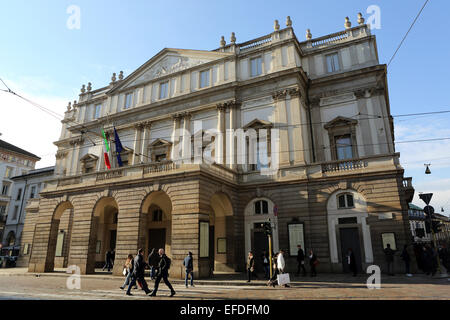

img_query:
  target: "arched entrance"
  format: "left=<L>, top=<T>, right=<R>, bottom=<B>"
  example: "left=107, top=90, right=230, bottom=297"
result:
left=6, top=231, right=15, bottom=246
left=210, top=192, right=233, bottom=273
left=244, top=197, right=279, bottom=273
left=90, top=197, right=119, bottom=273
left=35, top=201, right=73, bottom=272
left=141, top=191, right=172, bottom=258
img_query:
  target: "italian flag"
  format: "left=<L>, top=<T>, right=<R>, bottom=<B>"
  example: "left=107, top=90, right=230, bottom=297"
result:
left=102, top=129, right=111, bottom=170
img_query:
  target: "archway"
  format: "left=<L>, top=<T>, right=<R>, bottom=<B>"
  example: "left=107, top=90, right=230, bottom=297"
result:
left=90, top=197, right=119, bottom=273
left=6, top=231, right=16, bottom=246
left=210, top=192, right=233, bottom=273
left=38, top=201, right=73, bottom=272
left=141, top=191, right=172, bottom=259
left=244, top=197, right=279, bottom=273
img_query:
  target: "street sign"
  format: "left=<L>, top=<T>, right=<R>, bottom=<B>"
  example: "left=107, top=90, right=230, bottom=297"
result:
left=423, top=205, right=434, bottom=216
left=419, top=193, right=433, bottom=205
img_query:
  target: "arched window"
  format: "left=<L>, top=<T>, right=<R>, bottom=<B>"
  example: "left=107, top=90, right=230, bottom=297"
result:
left=152, top=208, right=163, bottom=221
left=337, top=193, right=354, bottom=209
left=254, top=200, right=269, bottom=215
left=6, top=231, right=16, bottom=246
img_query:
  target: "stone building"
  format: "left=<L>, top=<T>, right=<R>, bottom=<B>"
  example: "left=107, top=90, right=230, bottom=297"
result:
left=21, top=14, right=414, bottom=277
left=0, top=139, right=40, bottom=243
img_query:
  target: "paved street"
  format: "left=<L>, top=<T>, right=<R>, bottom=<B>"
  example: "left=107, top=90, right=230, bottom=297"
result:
left=0, top=269, right=448, bottom=300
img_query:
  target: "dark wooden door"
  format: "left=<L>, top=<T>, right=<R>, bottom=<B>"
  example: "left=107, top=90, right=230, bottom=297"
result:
left=209, top=226, right=215, bottom=274
left=148, top=228, right=166, bottom=252
left=252, top=225, right=269, bottom=273
left=339, top=227, right=362, bottom=273
left=109, top=230, right=117, bottom=251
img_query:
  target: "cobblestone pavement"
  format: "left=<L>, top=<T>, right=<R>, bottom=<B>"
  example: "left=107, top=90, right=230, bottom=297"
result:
left=0, top=269, right=448, bottom=300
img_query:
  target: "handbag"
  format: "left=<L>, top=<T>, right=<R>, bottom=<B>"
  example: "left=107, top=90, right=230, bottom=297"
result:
left=277, top=273, right=290, bottom=286
left=313, top=259, right=319, bottom=266
left=122, top=268, right=127, bottom=276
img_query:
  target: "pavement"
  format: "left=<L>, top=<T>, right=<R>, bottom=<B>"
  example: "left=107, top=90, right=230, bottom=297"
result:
left=0, top=267, right=448, bottom=300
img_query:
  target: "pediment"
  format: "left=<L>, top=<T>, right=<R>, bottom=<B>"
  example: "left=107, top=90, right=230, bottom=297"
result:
left=149, top=138, right=172, bottom=147
left=109, top=48, right=233, bottom=93
left=80, top=153, right=98, bottom=162
left=243, top=118, right=273, bottom=129
left=324, top=116, right=357, bottom=130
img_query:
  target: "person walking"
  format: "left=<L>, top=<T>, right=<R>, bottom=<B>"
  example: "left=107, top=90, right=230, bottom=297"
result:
left=277, top=250, right=290, bottom=287
left=309, top=249, right=318, bottom=277
left=103, top=249, right=113, bottom=272
left=246, top=251, right=257, bottom=282
left=149, top=249, right=176, bottom=297
left=147, top=248, right=159, bottom=280
left=267, top=254, right=279, bottom=287
left=296, top=245, right=307, bottom=277
left=126, top=249, right=151, bottom=296
left=120, top=254, right=138, bottom=290
left=261, top=251, right=270, bottom=280
left=183, top=251, right=194, bottom=288
left=439, top=243, right=450, bottom=272
left=384, top=244, right=395, bottom=275
left=346, top=248, right=357, bottom=276
left=400, top=244, right=412, bottom=277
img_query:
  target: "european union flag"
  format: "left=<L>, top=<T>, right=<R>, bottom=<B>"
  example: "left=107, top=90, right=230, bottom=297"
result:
left=114, top=127, right=124, bottom=167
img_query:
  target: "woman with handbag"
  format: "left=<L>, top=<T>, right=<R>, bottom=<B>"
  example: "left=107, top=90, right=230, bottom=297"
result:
left=309, top=249, right=318, bottom=277
left=120, top=254, right=137, bottom=290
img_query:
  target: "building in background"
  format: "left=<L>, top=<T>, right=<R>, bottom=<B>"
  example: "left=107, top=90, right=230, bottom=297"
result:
left=0, top=139, right=40, bottom=242
left=408, top=203, right=431, bottom=243
left=1, top=167, right=54, bottom=255
left=22, top=14, right=415, bottom=276
left=433, top=212, right=450, bottom=244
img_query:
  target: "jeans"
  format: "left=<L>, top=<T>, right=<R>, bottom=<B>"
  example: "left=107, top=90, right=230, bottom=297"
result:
left=263, top=265, right=270, bottom=279
left=122, top=271, right=132, bottom=288
left=185, top=269, right=194, bottom=286
left=150, top=266, right=156, bottom=279
left=152, top=271, right=175, bottom=295
left=126, top=275, right=150, bottom=295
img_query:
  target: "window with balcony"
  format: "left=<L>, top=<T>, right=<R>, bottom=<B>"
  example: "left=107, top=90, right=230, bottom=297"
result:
left=250, top=56, right=263, bottom=77
left=200, top=69, right=210, bottom=88
left=243, top=119, right=272, bottom=172
left=159, top=81, right=169, bottom=99
left=335, top=135, right=353, bottom=160
left=16, top=188, right=22, bottom=201
left=337, top=193, right=354, bottom=209
left=4, top=166, right=13, bottom=178
left=324, top=116, right=358, bottom=161
left=80, top=154, right=99, bottom=174
left=326, top=53, right=340, bottom=73
left=149, top=139, right=172, bottom=162
left=94, top=104, right=102, bottom=119
left=124, top=93, right=132, bottom=109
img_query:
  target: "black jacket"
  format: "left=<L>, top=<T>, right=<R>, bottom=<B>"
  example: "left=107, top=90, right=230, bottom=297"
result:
left=158, top=254, right=171, bottom=274
left=132, top=254, right=146, bottom=278
left=297, top=249, right=305, bottom=262
left=148, top=249, right=160, bottom=267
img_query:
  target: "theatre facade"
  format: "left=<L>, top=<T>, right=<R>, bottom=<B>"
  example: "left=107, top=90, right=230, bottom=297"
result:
left=19, top=15, right=415, bottom=277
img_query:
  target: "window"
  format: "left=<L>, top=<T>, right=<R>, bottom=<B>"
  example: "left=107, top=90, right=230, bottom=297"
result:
left=338, top=194, right=355, bottom=209
left=199, top=221, right=209, bottom=258
left=152, top=209, right=163, bottom=222
left=12, top=205, right=19, bottom=220
left=94, top=104, right=102, bottom=119
left=335, top=135, right=353, bottom=160
left=200, top=69, right=210, bottom=88
left=338, top=217, right=357, bottom=224
left=0, top=205, right=6, bottom=214
left=4, top=166, right=13, bottom=178
left=326, top=53, right=340, bottom=72
left=159, top=81, right=168, bottom=99
left=250, top=56, right=263, bottom=77
left=1, top=183, right=9, bottom=196
left=155, top=154, right=167, bottom=162
left=254, top=200, right=269, bottom=215
left=124, top=93, right=132, bottom=109
left=30, top=186, right=36, bottom=199
left=16, top=188, right=22, bottom=201
left=55, top=231, right=65, bottom=257
left=288, top=223, right=305, bottom=256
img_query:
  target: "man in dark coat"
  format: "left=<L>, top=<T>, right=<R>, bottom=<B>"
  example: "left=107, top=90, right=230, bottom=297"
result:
left=183, top=251, right=194, bottom=288
left=126, top=248, right=151, bottom=296
left=384, top=244, right=395, bottom=275
left=296, top=245, right=307, bottom=276
left=147, top=248, right=159, bottom=280
left=400, top=244, right=412, bottom=276
left=347, top=248, right=357, bottom=276
left=103, top=250, right=112, bottom=272
left=149, top=249, right=176, bottom=297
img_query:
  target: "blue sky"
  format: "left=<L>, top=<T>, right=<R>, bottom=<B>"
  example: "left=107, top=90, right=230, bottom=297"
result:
left=1, top=0, right=449, bottom=214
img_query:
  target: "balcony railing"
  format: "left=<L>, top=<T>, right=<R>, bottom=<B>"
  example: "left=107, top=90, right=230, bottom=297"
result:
left=402, top=177, right=413, bottom=188
left=143, top=161, right=177, bottom=174
left=310, top=30, right=349, bottom=48
left=239, top=34, right=272, bottom=52
left=57, top=176, right=81, bottom=187
left=321, top=159, right=368, bottom=173
left=96, top=169, right=123, bottom=181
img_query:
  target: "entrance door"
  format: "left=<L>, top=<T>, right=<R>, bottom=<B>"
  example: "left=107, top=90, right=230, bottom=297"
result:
left=339, top=227, right=362, bottom=273
left=148, top=228, right=166, bottom=252
left=252, top=223, right=269, bottom=273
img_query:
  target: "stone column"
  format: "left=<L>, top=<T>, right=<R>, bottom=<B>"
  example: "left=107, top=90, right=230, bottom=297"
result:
left=171, top=114, right=181, bottom=161
left=287, top=88, right=305, bottom=164
left=132, top=123, right=143, bottom=165
left=140, top=122, right=151, bottom=163
left=272, top=90, right=290, bottom=166
left=216, top=104, right=226, bottom=164
left=181, top=113, right=191, bottom=162
left=69, top=137, right=83, bottom=175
